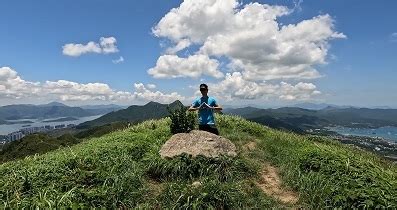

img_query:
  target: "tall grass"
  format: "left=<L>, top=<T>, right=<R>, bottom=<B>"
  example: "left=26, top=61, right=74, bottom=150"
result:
left=0, top=115, right=396, bottom=208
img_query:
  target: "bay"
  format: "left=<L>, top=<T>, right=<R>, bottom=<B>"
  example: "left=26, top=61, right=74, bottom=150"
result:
left=327, top=126, right=397, bottom=143
left=0, top=115, right=103, bottom=135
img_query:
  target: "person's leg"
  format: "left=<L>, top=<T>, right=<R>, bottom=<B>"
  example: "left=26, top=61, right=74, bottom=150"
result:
left=199, top=124, right=219, bottom=135
left=209, top=125, right=219, bottom=135
left=199, top=124, right=211, bottom=133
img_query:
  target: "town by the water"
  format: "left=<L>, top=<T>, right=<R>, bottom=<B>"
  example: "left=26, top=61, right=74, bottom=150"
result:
left=0, top=123, right=76, bottom=144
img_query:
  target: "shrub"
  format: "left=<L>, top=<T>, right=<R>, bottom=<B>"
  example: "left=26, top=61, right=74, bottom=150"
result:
left=168, top=106, right=196, bottom=134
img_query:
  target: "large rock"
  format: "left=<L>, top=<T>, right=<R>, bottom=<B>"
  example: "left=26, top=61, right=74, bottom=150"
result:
left=160, top=130, right=237, bottom=158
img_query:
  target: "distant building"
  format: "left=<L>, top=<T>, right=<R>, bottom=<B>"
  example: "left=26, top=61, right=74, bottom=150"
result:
left=20, top=126, right=46, bottom=135
left=7, top=131, right=24, bottom=142
left=55, top=124, right=65, bottom=129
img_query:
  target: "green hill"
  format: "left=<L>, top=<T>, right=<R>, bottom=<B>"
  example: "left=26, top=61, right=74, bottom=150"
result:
left=0, top=122, right=131, bottom=163
left=0, top=115, right=396, bottom=208
left=77, top=100, right=185, bottom=128
left=0, top=133, right=81, bottom=163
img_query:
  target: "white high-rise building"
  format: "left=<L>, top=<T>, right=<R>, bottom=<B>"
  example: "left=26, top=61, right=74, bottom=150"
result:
left=7, top=132, right=24, bottom=142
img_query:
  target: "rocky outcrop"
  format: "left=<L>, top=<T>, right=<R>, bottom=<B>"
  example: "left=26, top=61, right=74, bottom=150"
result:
left=159, top=130, right=237, bottom=158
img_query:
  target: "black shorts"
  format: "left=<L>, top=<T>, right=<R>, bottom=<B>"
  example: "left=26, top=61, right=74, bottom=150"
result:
left=199, top=124, right=219, bottom=135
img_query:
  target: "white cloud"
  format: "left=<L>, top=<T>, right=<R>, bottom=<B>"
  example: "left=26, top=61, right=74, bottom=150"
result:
left=62, top=36, right=119, bottom=57
left=62, top=42, right=101, bottom=57
left=278, top=81, right=321, bottom=100
left=201, top=72, right=321, bottom=101
left=0, top=67, right=42, bottom=99
left=165, top=39, right=191, bottom=54
left=148, top=54, right=224, bottom=79
left=133, top=83, right=185, bottom=103
left=43, top=80, right=121, bottom=101
left=0, top=67, right=183, bottom=104
left=100, top=37, right=119, bottom=54
left=152, top=0, right=239, bottom=43
left=147, top=84, right=156, bottom=89
left=112, top=56, right=124, bottom=64
left=151, top=0, right=345, bottom=81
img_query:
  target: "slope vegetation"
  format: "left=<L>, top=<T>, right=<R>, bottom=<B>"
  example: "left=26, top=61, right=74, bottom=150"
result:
left=0, top=115, right=396, bottom=208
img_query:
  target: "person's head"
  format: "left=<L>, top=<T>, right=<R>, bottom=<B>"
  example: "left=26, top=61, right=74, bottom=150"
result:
left=199, top=83, right=208, bottom=96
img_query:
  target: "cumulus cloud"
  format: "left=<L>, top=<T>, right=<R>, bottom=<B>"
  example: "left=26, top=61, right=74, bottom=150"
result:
left=166, top=39, right=191, bottom=54
left=151, top=0, right=345, bottom=81
left=148, top=54, right=224, bottom=79
left=149, top=0, right=344, bottom=101
left=153, top=0, right=239, bottom=43
left=112, top=56, right=124, bottom=64
left=133, top=83, right=185, bottom=103
left=199, top=72, right=321, bottom=101
left=99, top=37, right=119, bottom=54
left=0, top=67, right=183, bottom=104
left=0, top=67, right=42, bottom=99
left=62, top=36, right=119, bottom=57
left=198, top=11, right=345, bottom=81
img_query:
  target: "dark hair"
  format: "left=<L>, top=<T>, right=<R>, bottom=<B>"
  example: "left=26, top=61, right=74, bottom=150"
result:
left=199, top=83, right=208, bottom=89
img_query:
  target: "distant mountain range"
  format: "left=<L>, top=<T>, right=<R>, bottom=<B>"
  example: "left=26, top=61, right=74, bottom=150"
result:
left=223, top=103, right=394, bottom=110
left=224, top=106, right=397, bottom=133
left=0, top=102, right=125, bottom=124
left=80, top=104, right=127, bottom=110
left=2, top=101, right=397, bottom=134
left=291, top=102, right=355, bottom=110
left=77, top=100, right=185, bottom=128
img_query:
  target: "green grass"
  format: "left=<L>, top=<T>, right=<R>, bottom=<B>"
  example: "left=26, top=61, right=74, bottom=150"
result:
left=0, top=115, right=396, bottom=208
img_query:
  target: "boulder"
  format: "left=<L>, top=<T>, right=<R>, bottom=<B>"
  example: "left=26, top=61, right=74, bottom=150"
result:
left=159, top=130, right=237, bottom=158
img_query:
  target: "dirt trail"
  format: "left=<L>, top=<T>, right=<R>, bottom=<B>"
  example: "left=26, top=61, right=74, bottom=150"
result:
left=242, top=141, right=257, bottom=151
left=242, top=141, right=299, bottom=204
left=257, top=163, right=299, bottom=204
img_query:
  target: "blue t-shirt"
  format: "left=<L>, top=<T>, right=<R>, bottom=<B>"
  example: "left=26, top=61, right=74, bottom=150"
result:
left=192, top=96, right=218, bottom=125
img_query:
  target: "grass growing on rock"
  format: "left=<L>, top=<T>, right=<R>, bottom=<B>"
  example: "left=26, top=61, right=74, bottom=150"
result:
left=1, top=115, right=396, bottom=208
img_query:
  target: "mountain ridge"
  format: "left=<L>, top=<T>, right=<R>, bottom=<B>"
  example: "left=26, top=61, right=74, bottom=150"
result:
left=77, top=100, right=185, bottom=128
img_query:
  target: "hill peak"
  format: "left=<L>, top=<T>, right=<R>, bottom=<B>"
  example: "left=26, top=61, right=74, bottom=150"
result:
left=144, top=101, right=163, bottom=107
left=143, top=100, right=184, bottom=108
left=169, top=100, right=184, bottom=107
left=40, top=102, right=68, bottom=107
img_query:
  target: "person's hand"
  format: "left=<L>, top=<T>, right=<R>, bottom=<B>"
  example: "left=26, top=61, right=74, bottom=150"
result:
left=199, top=102, right=209, bottom=109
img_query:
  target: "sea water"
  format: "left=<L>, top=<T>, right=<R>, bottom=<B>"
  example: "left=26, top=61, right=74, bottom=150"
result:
left=0, top=115, right=103, bottom=135
left=327, top=126, right=397, bottom=143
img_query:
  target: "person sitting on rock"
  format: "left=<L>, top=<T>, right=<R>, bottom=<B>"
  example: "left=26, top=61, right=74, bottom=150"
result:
left=188, top=83, right=222, bottom=135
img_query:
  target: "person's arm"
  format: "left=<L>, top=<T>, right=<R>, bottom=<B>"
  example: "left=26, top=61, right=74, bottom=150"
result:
left=211, top=104, right=223, bottom=111
left=188, top=105, right=199, bottom=111
left=210, top=99, right=222, bottom=111
left=188, top=100, right=200, bottom=111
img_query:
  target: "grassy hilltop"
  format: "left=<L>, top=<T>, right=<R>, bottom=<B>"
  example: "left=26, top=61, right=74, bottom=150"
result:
left=0, top=114, right=396, bottom=208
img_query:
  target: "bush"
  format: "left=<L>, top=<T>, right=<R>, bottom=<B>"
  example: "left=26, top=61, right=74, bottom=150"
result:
left=168, top=106, right=196, bottom=134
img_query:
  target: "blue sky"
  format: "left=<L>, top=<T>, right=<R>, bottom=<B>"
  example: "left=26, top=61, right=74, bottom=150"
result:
left=1, top=0, right=396, bottom=107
